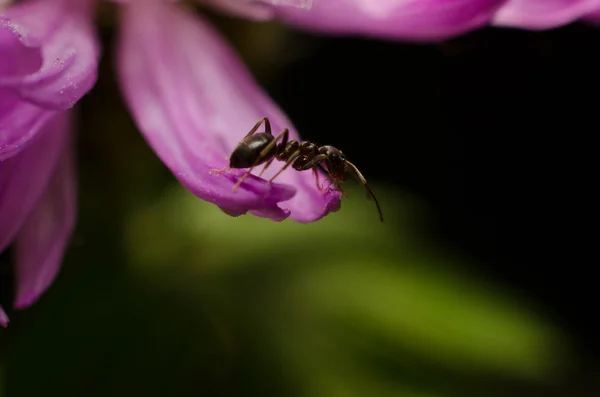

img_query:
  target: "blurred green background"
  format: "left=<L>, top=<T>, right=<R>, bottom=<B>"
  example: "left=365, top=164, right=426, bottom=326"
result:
left=1, top=5, right=597, bottom=397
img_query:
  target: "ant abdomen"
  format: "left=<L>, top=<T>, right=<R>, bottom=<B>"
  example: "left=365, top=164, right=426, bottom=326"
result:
left=229, top=133, right=275, bottom=168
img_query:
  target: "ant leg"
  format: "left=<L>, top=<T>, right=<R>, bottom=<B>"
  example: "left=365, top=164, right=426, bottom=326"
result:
left=268, top=151, right=301, bottom=184
left=318, top=164, right=334, bottom=193
left=313, top=170, right=333, bottom=194
left=335, top=181, right=349, bottom=197
left=258, top=157, right=276, bottom=178
left=231, top=129, right=289, bottom=192
left=245, top=117, right=271, bottom=137
left=210, top=165, right=230, bottom=175
left=256, top=127, right=290, bottom=178
left=293, top=154, right=332, bottom=192
left=213, top=118, right=272, bottom=175
left=259, top=128, right=288, bottom=160
left=321, top=177, right=334, bottom=192
left=313, top=168, right=323, bottom=191
left=295, top=154, right=327, bottom=172
left=231, top=128, right=288, bottom=192
left=231, top=165, right=259, bottom=192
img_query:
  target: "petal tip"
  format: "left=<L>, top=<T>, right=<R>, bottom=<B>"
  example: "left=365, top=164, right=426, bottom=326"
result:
left=325, top=190, right=342, bottom=213
left=0, top=306, right=8, bottom=327
left=13, top=293, right=37, bottom=309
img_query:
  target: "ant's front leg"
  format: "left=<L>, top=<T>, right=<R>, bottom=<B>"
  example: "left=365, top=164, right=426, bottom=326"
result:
left=307, top=173, right=338, bottom=195
left=294, top=154, right=328, bottom=192
left=335, top=181, right=349, bottom=198
left=268, top=150, right=301, bottom=183
left=295, top=154, right=328, bottom=172
left=312, top=168, right=323, bottom=192
left=211, top=165, right=230, bottom=174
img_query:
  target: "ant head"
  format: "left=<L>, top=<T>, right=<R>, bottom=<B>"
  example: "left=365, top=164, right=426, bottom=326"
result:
left=319, top=146, right=347, bottom=180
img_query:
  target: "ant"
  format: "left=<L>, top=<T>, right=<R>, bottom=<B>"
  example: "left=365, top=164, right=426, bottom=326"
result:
left=211, top=117, right=383, bottom=222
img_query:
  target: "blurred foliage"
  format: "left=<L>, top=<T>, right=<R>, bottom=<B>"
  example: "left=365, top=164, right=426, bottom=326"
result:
left=124, top=186, right=567, bottom=390
left=0, top=181, right=569, bottom=397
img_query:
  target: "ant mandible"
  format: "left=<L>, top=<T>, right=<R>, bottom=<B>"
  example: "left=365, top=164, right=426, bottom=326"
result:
left=211, top=117, right=383, bottom=222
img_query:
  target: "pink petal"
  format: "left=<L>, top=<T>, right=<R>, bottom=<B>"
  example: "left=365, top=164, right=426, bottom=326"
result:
left=200, top=0, right=313, bottom=21
left=584, top=8, right=600, bottom=22
left=13, top=119, right=76, bottom=308
left=0, top=88, right=55, bottom=161
left=272, top=0, right=505, bottom=41
left=0, top=112, right=69, bottom=253
left=0, top=304, right=7, bottom=327
left=116, top=0, right=341, bottom=222
left=492, top=0, right=600, bottom=29
left=0, top=0, right=99, bottom=159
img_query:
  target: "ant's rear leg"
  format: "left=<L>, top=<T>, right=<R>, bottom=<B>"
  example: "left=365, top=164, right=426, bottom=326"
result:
left=268, top=150, right=301, bottom=184
left=250, top=128, right=289, bottom=178
left=232, top=128, right=289, bottom=192
left=259, top=128, right=288, bottom=159
left=211, top=118, right=272, bottom=175
left=246, top=117, right=271, bottom=137
left=258, top=157, right=276, bottom=178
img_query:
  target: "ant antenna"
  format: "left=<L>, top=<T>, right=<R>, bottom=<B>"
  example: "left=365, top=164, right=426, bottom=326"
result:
left=345, top=161, right=384, bottom=222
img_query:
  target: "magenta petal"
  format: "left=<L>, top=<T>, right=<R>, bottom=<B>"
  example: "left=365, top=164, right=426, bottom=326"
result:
left=0, top=88, right=55, bottom=161
left=273, top=0, right=505, bottom=41
left=0, top=112, right=69, bottom=253
left=0, top=305, right=7, bottom=327
left=584, top=8, right=600, bottom=22
left=200, top=0, right=275, bottom=21
left=492, top=0, right=600, bottom=29
left=117, top=1, right=340, bottom=222
left=200, top=0, right=313, bottom=21
left=0, top=0, right=99, bottom=159
left=13, top=124, right=75, bottom=308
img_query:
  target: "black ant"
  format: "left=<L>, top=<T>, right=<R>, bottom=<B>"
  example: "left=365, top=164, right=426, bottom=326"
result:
left=211, top=117, right=383, bottom=222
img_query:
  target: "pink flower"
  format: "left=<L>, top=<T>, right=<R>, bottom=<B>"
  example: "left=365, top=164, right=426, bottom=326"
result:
left=274, top=0, right=600, bottom=40
left=0, top=113, right=75, bottom=327
left=492, top=0, right=600, bottom=29
left=3, top=0, right=600, bottom=326
left=1, top=0, right=97, bottom=327
left=0, top=0, right=99, bottom=159
left=275, top=0, right=506, bottom=41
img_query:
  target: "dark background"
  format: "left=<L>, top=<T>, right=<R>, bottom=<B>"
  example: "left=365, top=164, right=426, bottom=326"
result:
left=264, top=21, right=599, bottom=393
left=1, top=5, right=598, bottom=397
left=269, top=24, right=597, bottom=355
